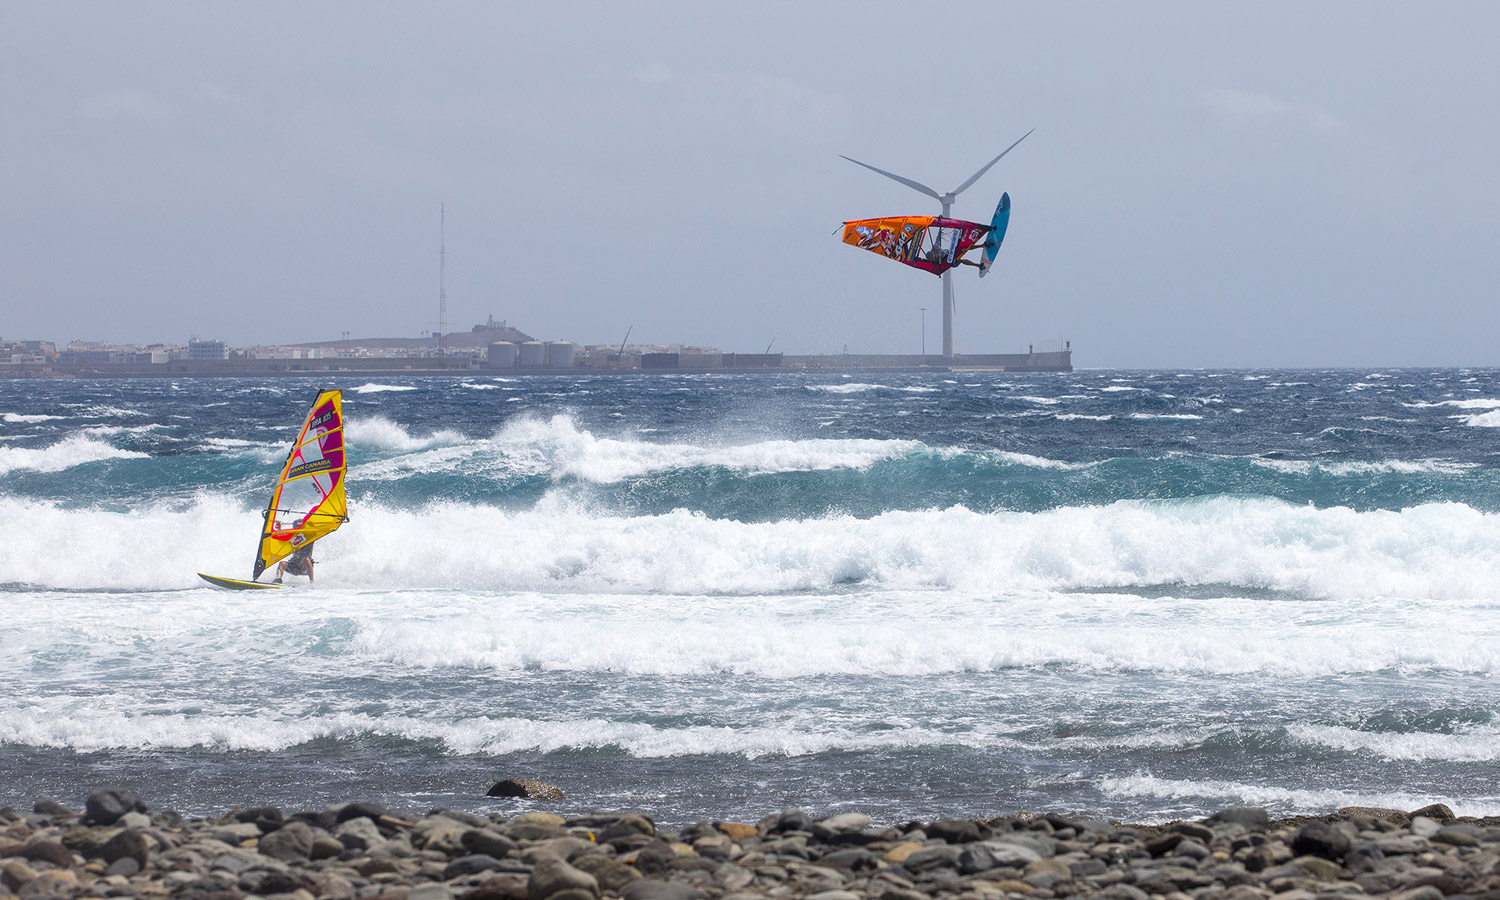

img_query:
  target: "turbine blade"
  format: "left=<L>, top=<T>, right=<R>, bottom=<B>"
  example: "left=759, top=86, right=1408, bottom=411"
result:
left=949, top=129, right=1034, bottom=196
left=840, top=155, right=942, bottom=201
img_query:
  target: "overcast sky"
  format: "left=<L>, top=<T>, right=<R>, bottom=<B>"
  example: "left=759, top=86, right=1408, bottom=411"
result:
left=4, top=2, right=1499, bottom=367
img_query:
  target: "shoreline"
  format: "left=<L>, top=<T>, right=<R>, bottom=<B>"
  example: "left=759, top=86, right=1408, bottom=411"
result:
left=5, top=791, right=1499, bottom=900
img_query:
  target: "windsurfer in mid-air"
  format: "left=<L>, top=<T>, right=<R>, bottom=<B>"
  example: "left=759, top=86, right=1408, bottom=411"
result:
left=275, top=542, right=315, bottom=584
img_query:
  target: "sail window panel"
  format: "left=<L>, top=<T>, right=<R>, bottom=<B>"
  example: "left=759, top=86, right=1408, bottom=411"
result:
left=274, top=475, right=331, bottom=528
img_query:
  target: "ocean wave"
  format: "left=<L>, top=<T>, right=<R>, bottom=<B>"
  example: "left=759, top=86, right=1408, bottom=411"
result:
left=6, top=496, right=1500, bottom=675
left=1285, top=723, right=1500, bottom=762
left=2, top=412, right=67, bottom=423
left=1461, top=410, right=1500, bottom=428
left=1098, top=773, right=1500, bottom=819
left=806, top=383, right=885, bottom=394
left=354, top=415, right=931, bottom=484
left=1251, top=458, right=1476, bottom=476
left=345, top=416, right=468, bottom=452
left=0, top=704, right=993, bottom=758
left=0, top=435, right=149, bottom=476
left=353, top=383, right=418, bottom=393
left=8, top=492, right=1500, bottom=606
left=1404, top=398, right=1500, bottom=409
left=991, top=451, right=1095, bottom=470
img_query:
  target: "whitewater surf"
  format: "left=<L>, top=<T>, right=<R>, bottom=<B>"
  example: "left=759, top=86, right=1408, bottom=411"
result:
left=3, top=369, right=1500, bottom=823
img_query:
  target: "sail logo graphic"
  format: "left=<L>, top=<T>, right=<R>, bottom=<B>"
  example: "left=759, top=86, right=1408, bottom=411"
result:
left=288, top=459, right=333, bottom=479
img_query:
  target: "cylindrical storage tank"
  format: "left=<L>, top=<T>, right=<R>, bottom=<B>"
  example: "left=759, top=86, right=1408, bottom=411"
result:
left=518, top=341, right=546, bottom=367
left=545, top=341, right=576, bottom=368
left=486, top=341, right=517, bottom=368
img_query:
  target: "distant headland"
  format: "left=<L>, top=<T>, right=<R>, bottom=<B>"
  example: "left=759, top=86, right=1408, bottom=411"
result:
left=1, top=317, right=1071, bottom=377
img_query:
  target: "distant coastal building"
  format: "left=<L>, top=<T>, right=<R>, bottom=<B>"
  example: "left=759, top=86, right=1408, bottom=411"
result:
left=187, top=338, right=229, bottom=360
left=1, top=339, right=57, bottom=365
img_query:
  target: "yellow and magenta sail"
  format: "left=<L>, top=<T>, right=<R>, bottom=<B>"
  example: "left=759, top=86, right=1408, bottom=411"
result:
left=252, top=389, right=348, bottom=579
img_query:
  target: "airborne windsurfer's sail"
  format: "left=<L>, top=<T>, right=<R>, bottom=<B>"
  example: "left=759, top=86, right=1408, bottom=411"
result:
left=841, top=193, right=1012, bottom=278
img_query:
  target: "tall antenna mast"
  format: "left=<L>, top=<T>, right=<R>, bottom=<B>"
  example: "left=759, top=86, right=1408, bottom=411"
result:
left=438, top=203, right=447, bottom=368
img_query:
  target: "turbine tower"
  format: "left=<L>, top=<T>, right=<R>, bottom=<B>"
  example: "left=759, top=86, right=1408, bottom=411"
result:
left=842, top=130, right=1031, bottom=358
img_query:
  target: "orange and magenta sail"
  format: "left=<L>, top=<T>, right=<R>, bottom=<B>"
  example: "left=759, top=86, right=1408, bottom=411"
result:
left=252, top=389, right=348, bottom=579
left=841, top=215, right=993, bottom=276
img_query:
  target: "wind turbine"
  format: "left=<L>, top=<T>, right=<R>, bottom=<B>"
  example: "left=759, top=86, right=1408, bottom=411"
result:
left=842, top=130, right=1031, bottom=358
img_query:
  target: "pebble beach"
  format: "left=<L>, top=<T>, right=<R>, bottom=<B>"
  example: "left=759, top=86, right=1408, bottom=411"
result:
left=5, top=789, right=1499, bottom=900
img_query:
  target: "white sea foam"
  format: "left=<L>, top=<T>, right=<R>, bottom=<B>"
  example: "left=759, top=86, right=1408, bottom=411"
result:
left=353, top=415, right=931, bottom=484
left=353, top=383, right=417, bottom=393
left=1462, top=410, right=1500, bottom=427
left=1129, top=413, right=1203, bottom=421
left=1099, top=774, right=1500, bottom=819
left=0, top=435, right=149, bottom=475
left=1251, top=458, right=1475, bottom=476
left=1286, top=723, right=1500, bottom=762
left=1055, top=414, right=1114, bottom=421
left=1016, top=396, right=1060, bottom=405
left=807, top=383, right=884, bottom=394
left=7, top=496, right=1500, bottom=680
left=1405, top=398, right=1500, bottom=409
left=81, top=423, right=167, bottom=437
left=0, top=700, right=992, bottom=757
left=2, top=412, right=67, bottom=423
left=345, top=416, right=468, bottom=452
left=992, top=451, right=1094, bottom=470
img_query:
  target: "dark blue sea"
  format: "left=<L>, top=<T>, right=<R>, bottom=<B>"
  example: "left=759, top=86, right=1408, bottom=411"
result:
left=2, top=369, right=1499, bottom=824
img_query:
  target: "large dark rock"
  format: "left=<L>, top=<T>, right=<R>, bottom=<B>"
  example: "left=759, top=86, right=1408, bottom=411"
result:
left=526, top=856, right=599, bottom=900
left=1408, top=803, right=1455, bottom=822
left=631, top=841, right=679, bottom=876
left=1206, top=808, right=1270, bottom=830
left=462, top=828, right=519, bottom=859
left=957, top=841, right=1039, bottom=874
left=570, top=855, right=642, bottom=892
left=460, top=874, right=529, bottom=900
left=245, top=870, right=311, bottom=896
left=1145, top=832, right=1184, bottom=857
left=258, top=820, right=314, bottom=860
left=775, top=808, right=812, bottom=833
left=1167, top=822, right=1214, bottom=842
left=1292, top=821, right=1351, bottom=861
left=234, top=806, right=285, bottom=833
left=21, top=838, right=75, bottom=867
left=32, top=800, right=73, bottom=817
left=84, top=789, right=146, bottom=826
left=335, top=801, right=390, bottom=823
left=291, top=808, right=340, bottom=831
left=487, top=779, right=564, bottom=800
left=101, top=829, right=151, bottom=868
left=444, top=854, right=515, bottom=879
left=928, top=818, right=987, bottom=843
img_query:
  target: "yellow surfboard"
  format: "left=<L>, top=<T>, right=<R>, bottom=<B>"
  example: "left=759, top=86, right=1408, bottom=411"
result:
left=198, top=573, right=282, bottom=590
